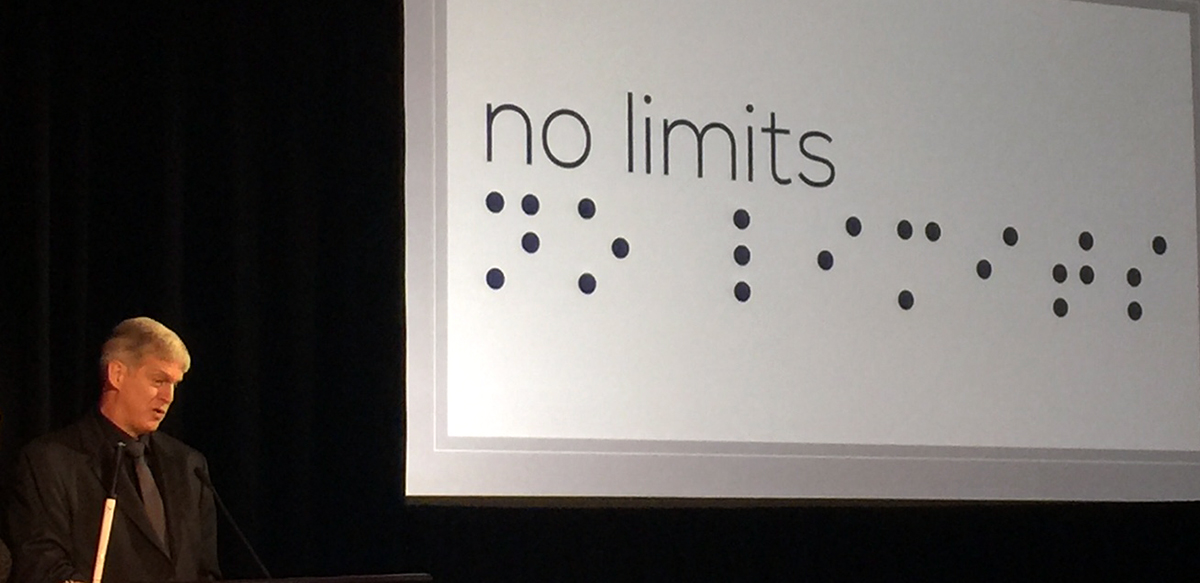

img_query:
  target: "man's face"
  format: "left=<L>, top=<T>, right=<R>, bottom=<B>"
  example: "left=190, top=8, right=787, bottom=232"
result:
left=105, top=355, right=184, bottom=437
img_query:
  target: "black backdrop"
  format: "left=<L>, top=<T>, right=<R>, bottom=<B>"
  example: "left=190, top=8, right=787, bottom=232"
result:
left=2, top=1, right=1199, bottom=581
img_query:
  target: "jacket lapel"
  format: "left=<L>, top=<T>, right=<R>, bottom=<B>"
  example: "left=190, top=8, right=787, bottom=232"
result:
left=155, top=437, right=188, bottom=563
left=79, top=412, right=114, bottom=496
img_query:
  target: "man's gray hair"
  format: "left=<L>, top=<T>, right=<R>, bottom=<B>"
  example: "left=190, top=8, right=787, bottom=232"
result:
left=99, top=316, right=191, bottom=379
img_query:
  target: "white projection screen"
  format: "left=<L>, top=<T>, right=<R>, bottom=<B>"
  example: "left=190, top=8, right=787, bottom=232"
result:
left=404, top=0, right=1200, bottom=501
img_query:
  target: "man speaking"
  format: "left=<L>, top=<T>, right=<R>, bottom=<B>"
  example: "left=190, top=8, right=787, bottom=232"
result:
left=6, top=317, right=219, bottom=583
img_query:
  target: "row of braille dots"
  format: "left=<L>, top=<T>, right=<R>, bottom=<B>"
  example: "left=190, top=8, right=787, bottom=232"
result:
left=730, top=212, right=943, bottom=305
left=1040, top=231, right=1167, bottom=321
left=811, top=217, right=942, bottom=309
left=814, top=219, right=1169, bottom=318
left=482, top=191, right=629, bottom=294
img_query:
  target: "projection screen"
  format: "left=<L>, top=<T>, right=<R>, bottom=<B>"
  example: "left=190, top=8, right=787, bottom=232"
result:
left=404, top=0, right=1200, bottom=501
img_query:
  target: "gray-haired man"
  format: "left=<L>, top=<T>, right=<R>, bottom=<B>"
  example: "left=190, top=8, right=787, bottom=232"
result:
left=6, top=317, right=219, bottom=583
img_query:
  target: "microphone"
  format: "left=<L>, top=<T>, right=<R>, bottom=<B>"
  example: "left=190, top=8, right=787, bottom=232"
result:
left=194, top=467, right=272, bottom=579
left=93, top=443, right=126, bottom=583
left=108, top=443, right=127, bottom=497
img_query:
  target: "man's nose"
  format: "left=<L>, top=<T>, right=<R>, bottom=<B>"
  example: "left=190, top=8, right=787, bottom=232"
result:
left=161, top=384, right=175, bottom=403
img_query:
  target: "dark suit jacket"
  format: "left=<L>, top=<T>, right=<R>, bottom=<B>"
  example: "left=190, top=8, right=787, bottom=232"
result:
left=5, top=412, right=219, bottom=583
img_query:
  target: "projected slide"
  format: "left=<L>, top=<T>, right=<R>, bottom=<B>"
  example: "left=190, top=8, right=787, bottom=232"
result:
left=405, top=0, right=1200, bottom=500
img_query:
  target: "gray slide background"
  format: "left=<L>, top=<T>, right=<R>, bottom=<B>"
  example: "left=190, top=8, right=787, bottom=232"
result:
left=406, top=0, right=1200, bottom=499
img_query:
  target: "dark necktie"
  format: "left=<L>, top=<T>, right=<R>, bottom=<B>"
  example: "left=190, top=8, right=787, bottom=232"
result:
left=124, top=440, right=168, bottom=548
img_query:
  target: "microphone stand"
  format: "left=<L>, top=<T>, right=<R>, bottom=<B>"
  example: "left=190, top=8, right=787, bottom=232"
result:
left=194, top=467, right=272, bottom=579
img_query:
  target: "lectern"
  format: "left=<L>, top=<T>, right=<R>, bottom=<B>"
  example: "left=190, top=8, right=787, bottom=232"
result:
left=217, top=574, right=431, bottom=583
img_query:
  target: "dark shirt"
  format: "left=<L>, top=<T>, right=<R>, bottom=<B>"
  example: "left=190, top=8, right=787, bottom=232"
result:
left=95, top=414, right=164, bottom=496
left=94, top=412, right=172, bottom=555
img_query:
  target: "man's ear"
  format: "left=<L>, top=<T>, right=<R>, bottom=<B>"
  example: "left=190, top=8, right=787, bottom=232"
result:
left=106, top=360, right=127, bottom=389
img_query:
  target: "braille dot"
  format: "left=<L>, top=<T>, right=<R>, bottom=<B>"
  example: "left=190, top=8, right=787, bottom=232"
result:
left=521, top=194, right=539, bottom=216
left=1079, top=231, right=1094, bottom=251
left=898, top=290, right=914, bottom=310
left=578, top=273, right=596, bottom=294
left=1052, top=264, right=1068, bottom=284
left=578, top=198, right=596, bottom=219
left=1079, top=265, right=1094, bottom=285
left=1153, top=236, right=1168, bottom=255
left=977, top=259, right=992, bottom=280
left=897, top=220, right=913, bottom=240
left=485, top=191, right=504, bottom=213
left=733, top=245, right=751, bottom=266
left=1128, top=301, right=1143, bottom=321
left=817, top=250, right=834, bottom=271
left=733, top=209, right=751, bottom=230
left=734, top=281, right=751, bottom=302
left=612, top=237, right=630, bottom=259
left=925, top=222, right=941, bottom=242
left=1127, top=268, right=1141, bottom=287
left=1003, top=226, right=1019, bottom=247
left=486, top=268, right=505, bottom=290
left=521, top=232, right=540, bottom=253
left=846, top=216, right=862, bottom=237
left=1053, top=298, right=1068, bottom=317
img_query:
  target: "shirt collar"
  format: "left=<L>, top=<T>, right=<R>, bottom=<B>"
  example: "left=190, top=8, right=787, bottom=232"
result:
left=93, top=408, right=153, bottom=452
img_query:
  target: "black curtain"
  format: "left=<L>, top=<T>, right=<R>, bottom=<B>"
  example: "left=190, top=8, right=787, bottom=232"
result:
left=1, top=0, right=410, bottom=577
left=3, top=1, right=1200, bottom=582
